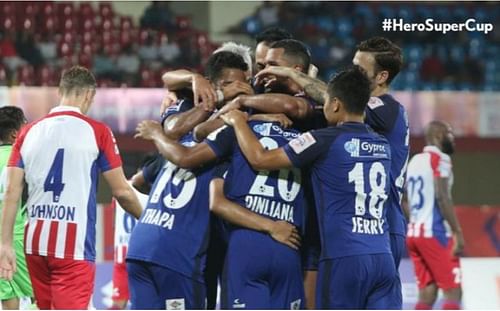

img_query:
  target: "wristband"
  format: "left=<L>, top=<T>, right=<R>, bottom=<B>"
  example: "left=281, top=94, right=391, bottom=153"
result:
left=216, top=89, right=224, bottom=103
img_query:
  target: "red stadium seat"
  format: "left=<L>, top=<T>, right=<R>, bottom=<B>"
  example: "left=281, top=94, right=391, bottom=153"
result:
left=120, top=16, right=133, bottom=31
left=58, top=2, right=75, bottom=19
left=41, top=2, right=56, bottom=17
left=21, top=17, right=35, bottom=31
left=81, top=43, right=93, bottom=56
left=81, top=18, right=95, bottom=33
left=139, top=68, right=157, bottom=88
left=41, top=16, right=58, bottom=35
left=78, top=53, right=93, bottom=68
left=17, top=65, right=35, bottom=86
left=37, top=65, right=57, bottom=86
left=82, top=31, right=94, bottom=45
left=58, top=41, right=74, bottom=57
left=79, top=3, right=94, bottom=19
left=100, top=18, right=115, bottom=32
left=176, top=16, right=192, bottom=30
left=2, top=17, right=16, bottom=32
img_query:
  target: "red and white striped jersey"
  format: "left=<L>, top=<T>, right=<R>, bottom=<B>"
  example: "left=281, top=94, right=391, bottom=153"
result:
left=8, top=106, right=122, bottom=261
left=406, top=145, right=453, bottom=240
left=114, top=186, right=148, bottom=264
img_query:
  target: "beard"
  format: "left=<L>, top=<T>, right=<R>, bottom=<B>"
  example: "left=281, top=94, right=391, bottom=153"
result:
left=442, top=138, right=455, bottom=155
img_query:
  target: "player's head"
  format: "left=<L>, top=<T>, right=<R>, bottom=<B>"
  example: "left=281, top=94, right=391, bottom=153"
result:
left=353, top=37, right=403, bottom=91
left=425, top=121, right=455, bottom=155
left=59, top=66, right=97, bottom=114
left=205, top=51, right=249, bottom=104
left=0, top=106, right=27, bottom=144
left=254, top=27, right=292, bottom=73
left=214, top=42, right=253, bottom=79
left=266, top=39, right=311, bottom=73
left=324, top=66, right=371, bottom=126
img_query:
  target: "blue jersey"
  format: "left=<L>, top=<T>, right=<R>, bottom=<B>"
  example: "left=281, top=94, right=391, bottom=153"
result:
left=284, top=122, right=392, bottom=259
left=365, top=95, right=410, bottom=236
left=127, top=135, right=214, bottom=283
left=205, top=121, right=305, bottom=230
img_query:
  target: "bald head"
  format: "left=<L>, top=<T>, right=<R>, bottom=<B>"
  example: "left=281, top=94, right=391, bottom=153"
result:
left=425, top=121, right=455, bottom=154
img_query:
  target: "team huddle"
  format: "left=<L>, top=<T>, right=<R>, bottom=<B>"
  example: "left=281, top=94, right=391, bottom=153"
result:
left=0, top=27, right=464, bottom=310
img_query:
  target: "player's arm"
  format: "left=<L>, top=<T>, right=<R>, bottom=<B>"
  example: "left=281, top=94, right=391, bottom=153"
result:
left=215, top=94, right=313, bottom=120
left=256, top=66, right=328, bottom=105
left=103, top=167, right=142, bottom=219
left=435, top=177, right=464, bottom=256
left=220, top=111, right=293, bottom=171
left=163, top=106, right=212, bottom=141
left=193, top=118, right=225, bottom=143
left=130, top=170, right=149, bottom=194
left=401, top=190, right=410, bottom=221
left=135, top=120, right=218, bottom=169
left=162, top=70, right=216, bottom=108
left=0, top=167, right=24, bottom=279
left=209, top=178, right=300, bottom=249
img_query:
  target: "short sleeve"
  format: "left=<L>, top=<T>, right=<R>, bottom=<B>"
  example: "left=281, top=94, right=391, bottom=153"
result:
left=142, top=154, right=165, bottom=185
left=160, top=99, right=194, bottom=126
left=204, top=125, right=235, bottom=159
left=430, top=152, right=452, bottom=178
left=96, top=125, right=122, bottom=172
left=283, top=131, right=328, bottom=168
left=212, top=161, right=230, bottom=180
left=364, top=96, right=399, bottom=134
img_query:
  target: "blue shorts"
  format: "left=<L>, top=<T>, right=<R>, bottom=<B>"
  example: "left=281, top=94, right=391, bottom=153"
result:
left=390, top=234, right=405, bottom=307
left=221, top=229, right=304, bottom=309
left=316, top=253, right=399, bottom=309
left=127, top=259, right=206, bottom=310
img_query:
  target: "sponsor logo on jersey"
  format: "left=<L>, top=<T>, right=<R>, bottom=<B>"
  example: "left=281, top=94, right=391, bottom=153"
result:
left=166, top=298, right=185, bottom=310
left=344, top=138, right=360, bottom=157
left=289, top=132, right=316, bottom=154
left=271, top=125, right=299, bottom=140
left=253, top=123, right=272, bottom=136
left=232, top=299, right=246, bottom=309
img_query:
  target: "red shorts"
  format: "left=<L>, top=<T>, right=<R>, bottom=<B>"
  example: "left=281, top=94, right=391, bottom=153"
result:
left=406, top=237, right=461, bottom=290
left=112, top=261, right=129, bottom=301
left=26, top=255, right=95, bottom=309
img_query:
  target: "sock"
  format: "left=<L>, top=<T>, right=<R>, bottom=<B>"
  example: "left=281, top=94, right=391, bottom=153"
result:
left=415, top=302, right=433, bottom=309
left=442, top=300, right=461, bottom=310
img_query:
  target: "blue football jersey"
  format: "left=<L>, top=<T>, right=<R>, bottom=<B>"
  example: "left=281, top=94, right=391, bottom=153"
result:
left=205, top=121, right=305, bottom=230
left=365, top=95, right=410, bottom=236
left=127, top=134, right=214, bottom=283
left=284, top=122, right=392, bottom=259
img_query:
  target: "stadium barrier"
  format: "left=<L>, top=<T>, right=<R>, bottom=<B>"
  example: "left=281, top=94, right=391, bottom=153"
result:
left=1, top=87, right=500, bottom=137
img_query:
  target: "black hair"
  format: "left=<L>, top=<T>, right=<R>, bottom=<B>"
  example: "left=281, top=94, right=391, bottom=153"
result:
left=0, top=106, right=26, bottom=142
left=356, top=37, right=403, bottom=85
left=269, top=39, right=311, bottom=72
left=327, top=66, right=371, bottom=115
left=255, top=27, right=293, bottom=44
left=205, top=51, right=248, bottom=83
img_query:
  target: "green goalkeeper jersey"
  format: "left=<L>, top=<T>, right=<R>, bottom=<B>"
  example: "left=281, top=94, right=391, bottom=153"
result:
left=0, top=145, right=26, bottom=240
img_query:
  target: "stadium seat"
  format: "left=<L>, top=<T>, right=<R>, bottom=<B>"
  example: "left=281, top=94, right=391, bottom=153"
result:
left=17, top=65, right=35, bottom=86
left=58, top=2, right=75, bottom=20
left=99, top=2, right=114, bottom=19
left=139, top=68, right=157, bottom=88
left=120, top=16, right=134, bottom=31
left=176, top=16, right=192, bottom=30
left=37, top=64, right=57, bottom=86
left=79, top=3, right=94, bottom=19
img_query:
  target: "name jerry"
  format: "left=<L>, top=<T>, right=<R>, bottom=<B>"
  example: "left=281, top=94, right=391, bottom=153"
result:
left=30, top=204, right=76, bottom=221
left=351, top=216, right=385, bottom=235
left=245, top=195, right=294, bottom=222
left=140, top=209, right=175, bottom=230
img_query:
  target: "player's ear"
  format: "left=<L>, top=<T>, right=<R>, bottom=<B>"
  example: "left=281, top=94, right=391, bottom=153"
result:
left=332, top=97, right=341, bottom=112
left=376, top=70, right=389, bottom=86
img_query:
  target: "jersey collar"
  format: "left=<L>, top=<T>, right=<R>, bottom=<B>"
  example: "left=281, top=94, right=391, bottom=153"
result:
left=49, top=105, right=82, bottom=114
left=423, top=145, right=443, bottom=155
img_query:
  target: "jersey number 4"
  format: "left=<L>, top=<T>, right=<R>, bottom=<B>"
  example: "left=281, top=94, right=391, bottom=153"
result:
left=348, top=162, right=388, bottom=219
left=44, top=148, right=65, bottom=203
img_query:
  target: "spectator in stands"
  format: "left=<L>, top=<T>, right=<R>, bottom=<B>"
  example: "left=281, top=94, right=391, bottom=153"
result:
left=420, top=48, right=445, bottom=82
left=138, top=33, right=159, bottom=67
left=0, top=31, right=27, bottom=71
left=37, top=33, right=57, bottom=64
left=117, top=44, right=140, bottom=85
left=257, top=1, right=280, bottom=28
left=140, top=1, right=175, bottom=31
left=158, top=34, right=181, bottom=66
left=93, top=47, right=118, bottom=81
left=15, top=31, right=44, bottom=68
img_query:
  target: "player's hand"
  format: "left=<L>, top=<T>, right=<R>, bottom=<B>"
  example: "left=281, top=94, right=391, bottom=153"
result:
left=134, top=120, right=163, bottom=140
left=452, top=231, right=465, bottom=256
left=268, top=221, right=301, bottom=250
left=220, top=110, right=248, bottom=127
left=308, top=64, right=319, bottom=78
left=0, top=245, right=16, bottom=281
left=160, top=90, right=178, bottom=115
left=192, top=74, right=217, bottom=112
left=221, top=81, right=254, bottom=103
left=210, top=97, right=244, bottom=121
left=255, top=66, right=294, bottom=86
left=250, top=113, right=293, bottom=128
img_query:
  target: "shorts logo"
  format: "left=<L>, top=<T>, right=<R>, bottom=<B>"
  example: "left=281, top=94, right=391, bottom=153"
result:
left=233, top=298, right=246, bottom=309
left=344, top=138, right=360, bottom=157
left=166, top=298, right=185, bottom=310
left=289, top=132, right=316, bottom=154
left=253, top=123, right=272, bottom=136
left=290, top=299, right=301, bottom=310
